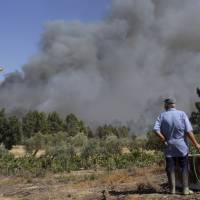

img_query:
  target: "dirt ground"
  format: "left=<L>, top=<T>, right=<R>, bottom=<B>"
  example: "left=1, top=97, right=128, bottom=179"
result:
left=0, top=166, right=200, bottom=200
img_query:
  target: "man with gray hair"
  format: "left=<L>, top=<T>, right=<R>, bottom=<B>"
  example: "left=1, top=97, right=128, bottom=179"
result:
left=154, top=97, right=200, bottom=195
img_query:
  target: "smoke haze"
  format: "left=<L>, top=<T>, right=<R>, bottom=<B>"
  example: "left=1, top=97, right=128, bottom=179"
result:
left=1, top=0, right=200, bottom=132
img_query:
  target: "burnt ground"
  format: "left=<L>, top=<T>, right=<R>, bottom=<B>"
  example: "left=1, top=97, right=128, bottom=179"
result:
left=0, top=166, right=200, bottom=200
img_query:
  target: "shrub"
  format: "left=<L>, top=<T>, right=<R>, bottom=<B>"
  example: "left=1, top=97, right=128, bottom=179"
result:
left=145, top=131, right=164, bottom=151
left=72, top=132, right=88, bottom=147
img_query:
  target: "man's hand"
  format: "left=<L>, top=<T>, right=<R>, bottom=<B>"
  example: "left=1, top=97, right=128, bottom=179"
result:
left=187, top=132, right=200, bottom=151
left=195, top=143, right=200, bottom=151
left=154, top=131, right=166, bottom=142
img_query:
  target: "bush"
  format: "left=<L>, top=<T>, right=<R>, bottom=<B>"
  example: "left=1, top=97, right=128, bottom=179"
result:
left=23, top=132, right=48, bottom=155
left=145, top=131, right=164, bottom=151
left=104, top=135, right=122, bottom=155
left=72, top=132, right=88, bottom=147
left=0, top=144, right=13, bottom=159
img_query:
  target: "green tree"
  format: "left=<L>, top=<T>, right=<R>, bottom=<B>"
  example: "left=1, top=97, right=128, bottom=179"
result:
left=47, top=112, right=64, bottom=133
left=117, top=126, right=130, bottom=138
left=0, top=109, right=22, bottom=149
left=24, top=132, right=48, bottom=156
left=85, top=126, right=94, bottom=138
left=0, top=109, right=7, bottom=144
left=72, top=132, right=88, bottom=147
left=95, top=124, right=129, bottom=139
left=190, top=88, right=200, bottom=133
left=22, top=111, right=49, bottom=138
left=95, top=125, right=114, bottom=139
left=35, top=112, right=49, bottom=133
left=4, top=116, right=22, bottom=149
left=104, top=135, right=121, bottom=155
left=65, top=113, right=86, bottom=136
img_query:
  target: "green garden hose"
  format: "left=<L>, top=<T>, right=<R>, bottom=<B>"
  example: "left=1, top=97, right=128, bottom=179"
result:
left=192, top=155, right=200, bottom=184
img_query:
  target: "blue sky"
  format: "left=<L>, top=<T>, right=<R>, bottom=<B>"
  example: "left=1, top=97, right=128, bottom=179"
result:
left=0, top=0, right=110, bottom=78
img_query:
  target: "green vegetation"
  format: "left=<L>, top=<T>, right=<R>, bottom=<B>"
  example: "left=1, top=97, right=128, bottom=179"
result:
left=0, top=147, right=162, bottom=176
left=0, top=109, right=22, bottom=149
left=190, top=88, right=200, bottom=134
left=0, top=109, right=164, bottom=176
left=145, top=131, right=164, bottom=151
left=188, top=88, right=200, bottom=153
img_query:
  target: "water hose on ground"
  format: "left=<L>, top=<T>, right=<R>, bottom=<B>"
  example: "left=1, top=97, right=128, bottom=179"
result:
left=192, top=155, right=200, bottom=184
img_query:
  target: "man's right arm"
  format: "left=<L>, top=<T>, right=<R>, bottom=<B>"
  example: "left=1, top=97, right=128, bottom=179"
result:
left=154, top=131, right=166, bottom=142
left=153, top=114, right=166, bottom=143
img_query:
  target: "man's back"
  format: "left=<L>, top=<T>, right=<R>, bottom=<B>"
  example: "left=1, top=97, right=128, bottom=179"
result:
left=154, top=108, right=193, bottom=157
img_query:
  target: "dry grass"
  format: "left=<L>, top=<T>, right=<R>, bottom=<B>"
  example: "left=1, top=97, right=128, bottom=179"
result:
left=126, top=195, right=142, bottom=200
left=9, top=145, right=45, bottom=158
left=9, top=145, right=26, bottom=158
left=2, top=165, right=195, bottom=200
left=121, top=147, right=131, bottom=154
left=0, top=163, right=199, bottom=199
left=73, top=166, right=162, bottom=191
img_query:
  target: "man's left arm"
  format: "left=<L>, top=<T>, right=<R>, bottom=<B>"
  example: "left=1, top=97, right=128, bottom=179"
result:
left=187, top=132, right=200, bottom=151
left=183, top=112, right=200, bottom=151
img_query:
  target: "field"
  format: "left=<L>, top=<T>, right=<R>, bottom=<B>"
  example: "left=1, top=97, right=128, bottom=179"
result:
left=0, top=164, right=200, bottom=200
left=0, top=127, right=199, bottom=200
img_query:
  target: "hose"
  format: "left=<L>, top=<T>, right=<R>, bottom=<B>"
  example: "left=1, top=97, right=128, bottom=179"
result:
left=192, top=155, right=200, bottom=184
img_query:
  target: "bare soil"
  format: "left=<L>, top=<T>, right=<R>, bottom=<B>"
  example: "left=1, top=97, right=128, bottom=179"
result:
left=0, top=166, right=200, bottom=200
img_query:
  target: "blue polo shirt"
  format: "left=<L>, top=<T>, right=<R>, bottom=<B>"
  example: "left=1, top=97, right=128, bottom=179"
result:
left=154, top=108, right=193, bottom=157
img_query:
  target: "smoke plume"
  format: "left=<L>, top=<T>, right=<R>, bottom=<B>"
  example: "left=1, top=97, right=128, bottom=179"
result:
left=1, top=0, right=200, bottom=132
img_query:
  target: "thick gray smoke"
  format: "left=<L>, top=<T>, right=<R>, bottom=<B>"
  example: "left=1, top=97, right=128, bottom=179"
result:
left=1, top=0, right=200, bottom=132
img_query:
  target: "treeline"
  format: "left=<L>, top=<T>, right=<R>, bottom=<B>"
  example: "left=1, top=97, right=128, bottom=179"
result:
left=0, top=109, right=134, bottom=150
left=2, top=87, right=200, bottom=152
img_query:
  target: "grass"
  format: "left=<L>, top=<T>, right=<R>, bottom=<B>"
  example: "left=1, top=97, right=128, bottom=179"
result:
left=0, top=164, right=167, bottom=200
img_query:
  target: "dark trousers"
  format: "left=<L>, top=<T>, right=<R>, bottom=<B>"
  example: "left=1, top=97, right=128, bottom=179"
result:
left=165, top=155, right=189, bottom=174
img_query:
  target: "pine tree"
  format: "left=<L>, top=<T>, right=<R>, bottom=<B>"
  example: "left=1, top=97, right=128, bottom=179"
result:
left=0, top=109, right=7, bottom=143
left=0, top=109, right=22, bottom=149
left=4, top=116, right=22, bottom=149
left=190, top=88, right=200, bottom=133
left=22, top=111, right=49, bottom=138
left=65, top=113, right=86, bottom=136
left=47, top=111, right=64, bottom=133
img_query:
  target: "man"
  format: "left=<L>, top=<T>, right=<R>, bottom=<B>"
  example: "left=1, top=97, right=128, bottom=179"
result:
left=154, top=97, right=200, bottom=195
